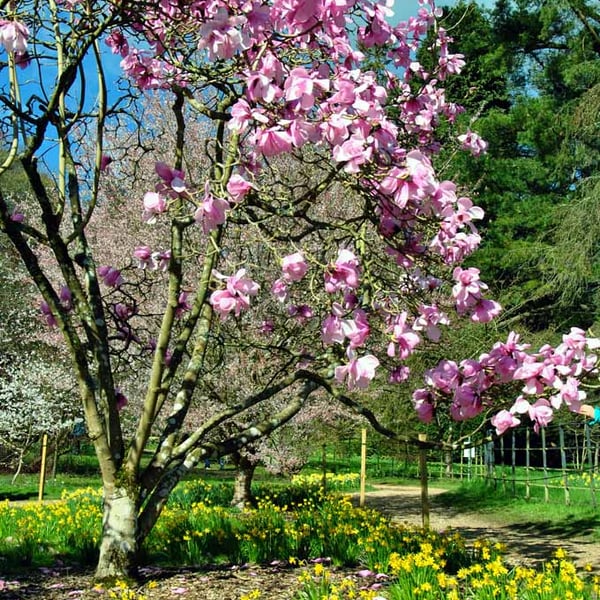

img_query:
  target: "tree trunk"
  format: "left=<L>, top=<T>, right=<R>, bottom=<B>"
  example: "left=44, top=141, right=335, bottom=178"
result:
left=95, top=487, right=139, bottom=580
left=231, top=453, right=256, bottom=509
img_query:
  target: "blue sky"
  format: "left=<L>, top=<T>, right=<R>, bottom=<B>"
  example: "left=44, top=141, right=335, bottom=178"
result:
left=393, top=0, right=496, bottom=22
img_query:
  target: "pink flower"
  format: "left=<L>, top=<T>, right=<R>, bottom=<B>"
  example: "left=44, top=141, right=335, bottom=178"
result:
left=491, top=410, right=520, bottom=436
left=281, top=252, right=308, bottom=282
left=142, top=191, right=167, bottom=224
left=100, top=154, right=112, bottom=173
left=255, top=127, right=293, bottom=156
left=458, top=130, right=488, bottom=156
left=0, top=20, right=29, bottom=56
left=324, top=249, right=360, bottom=293
left=387, top=312, right=420, bottom=359
left=115, top=389, right=128, bottom=411
left=342, top=309, right=370, bottom=348
left=332, top=134, right=373, bottom=173
left=288, top=304, right=313, bottom=323
left=271, top=278, right=289, bottom=302
left=210, top=269, right=259, bottom=320
left=412, top=389, right=434, bottom=423
left=176, top=291, right=192, bottom=317
left=389, top=365, right=410, bottom=383
left=226, top=174, right=254, bottom=202
left=154, top=250, right=171, bottom=272
left=59, top=285, right=72, bottom=310
left=40, top=301, right=57, bottom=327
left=155, top=161, right=187, bottom=197
left=133, top=246, right=155, bottom=269
left=105, top=29, right=129, bottom=57
left=9, top=208, right=24, bottom=222
left=193, top=184, right=230, bottom=233
left=322, top=314, right=344, bottom=345
left=413, top=305, right=449, bottom=342
left=98, top=265, right=124, bottom=288
left=335, top=354, right=380, bottom=390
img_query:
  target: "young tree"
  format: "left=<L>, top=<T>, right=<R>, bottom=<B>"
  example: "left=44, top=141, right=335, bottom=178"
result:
left=0, top=0, right=597, bottom=580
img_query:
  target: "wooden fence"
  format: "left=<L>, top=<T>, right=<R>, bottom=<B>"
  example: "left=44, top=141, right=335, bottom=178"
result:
left=334, top=421, right=600, bottom=507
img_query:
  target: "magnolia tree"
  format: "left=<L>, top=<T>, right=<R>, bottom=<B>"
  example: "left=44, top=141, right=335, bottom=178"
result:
left=0, top=0, right=598, bottom=580
left=0, top=352, right=77, bottom=480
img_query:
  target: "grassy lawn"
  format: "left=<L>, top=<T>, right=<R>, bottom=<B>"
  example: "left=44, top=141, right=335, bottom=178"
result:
left=3, top=450, right=599, bottom=546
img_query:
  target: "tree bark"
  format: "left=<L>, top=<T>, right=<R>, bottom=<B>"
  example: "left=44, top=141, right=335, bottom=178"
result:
left=95, top=487, right=139, bottom=580
left=231, top=452, right=256, bottom=509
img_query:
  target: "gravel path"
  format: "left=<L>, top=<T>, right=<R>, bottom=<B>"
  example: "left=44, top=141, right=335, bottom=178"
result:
left=355, top=484, right=600, bottom=572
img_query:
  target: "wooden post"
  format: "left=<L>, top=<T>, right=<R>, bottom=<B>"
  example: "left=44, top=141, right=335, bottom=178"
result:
left=359, top=428, right=367, bottom=507
left=38, top=433, right=48, bottom=502
left=321, top=443, right=327, bottom=494
left=500, top=436, right=506, bottom=492
left=525, top=428, right=531, bottom=500
left=511, top=430, right=516, bottom=497
left=419, top=433, right=430, bottom=529
left=559, top=426, right=570, bottom=506
left=586, top=424, right=597, bottom=508
left=541, top=427, right=549, bottom=503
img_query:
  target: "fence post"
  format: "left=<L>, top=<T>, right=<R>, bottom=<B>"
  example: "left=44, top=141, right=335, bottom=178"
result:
left=321, top=443, right=327, bottom=494
left=586, top=424, right=597, bottom=509
left=559, top=425, right=570, bottom=506
left=38, top=433, right=48, bottom=502
left=511, top=430, right=516, bottom=497
left=359, top=428, right=367, bottom=507
left=500, top=435, right=506, bottom=492
left=525, top=428, right=531, bottom=499
left=418, top=433, right=430, bottom=529
left=541, top=427, right=549, bottom=503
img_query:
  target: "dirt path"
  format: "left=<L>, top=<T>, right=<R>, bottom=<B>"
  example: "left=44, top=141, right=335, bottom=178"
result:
left=355, top=485, right=600, bottom=572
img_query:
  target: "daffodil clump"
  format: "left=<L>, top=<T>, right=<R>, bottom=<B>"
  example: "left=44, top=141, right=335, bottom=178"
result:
left=295, top=546, right=596, bottom=600
left=0, top=487, right=102, bottom=566
left=1, top=481, right=596, bottom=600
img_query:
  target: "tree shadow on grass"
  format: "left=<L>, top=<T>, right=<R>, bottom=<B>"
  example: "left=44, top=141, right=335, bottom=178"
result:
left=1, top=490, right=37, bottom=502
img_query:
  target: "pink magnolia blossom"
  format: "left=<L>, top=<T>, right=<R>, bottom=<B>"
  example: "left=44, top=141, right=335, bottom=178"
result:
left=387, top=312, right=420, bottom=359
left=105, top=29, right=129, bottom=57
left=413, top=304, right=449, bottom=342
left=271, top=278, right=289, bottom=302
left=281, top=252, right=308, bottom=282
left=155, top=162, right=187, bottom=197
left=335, top=353, right=380, bottom=390
left=193, top=183, right=230, bottom=233
left=40, top=301, right=57, bottom=327
left=342, top=309, right=370, bottom=348
left=100, top=154, right=113, bottom=173
left=142, top=191, right=167, bottom=224
left=511, top=397, right=554, bottom=433
left=133, top=246, right=155, bottom=269
left=0, top=20, right=29, bottom=56
left=98, top=265, right=124, bottom=288
left=197, top=8, right=249, bottom=60
left=458, top=130, right=488, bottom=156
left=321, top=314, right=344, bottom=345
left=176, top=291, right=192, bottom=317
left=491, top=410, right=520, bottom=436
left=288, top=304, right=313, bottom=323
left=115, top=389, right=128, bottom=411
left=412, top=389, right=434, bottom=423
left=9, top=208, right=24, bottom=223
left=324, top=249, right=360, bottom=293
left=332, top=134, right=373, bottom=173
left=255, top=127, right=293, bottom=156
left=226, top=174, right=254, bottom=202
left=210, top=269, right=260, bottom=320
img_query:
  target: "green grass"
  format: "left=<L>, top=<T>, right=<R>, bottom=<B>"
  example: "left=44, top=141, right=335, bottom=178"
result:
left=436, top=478, right=600, bottom=542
